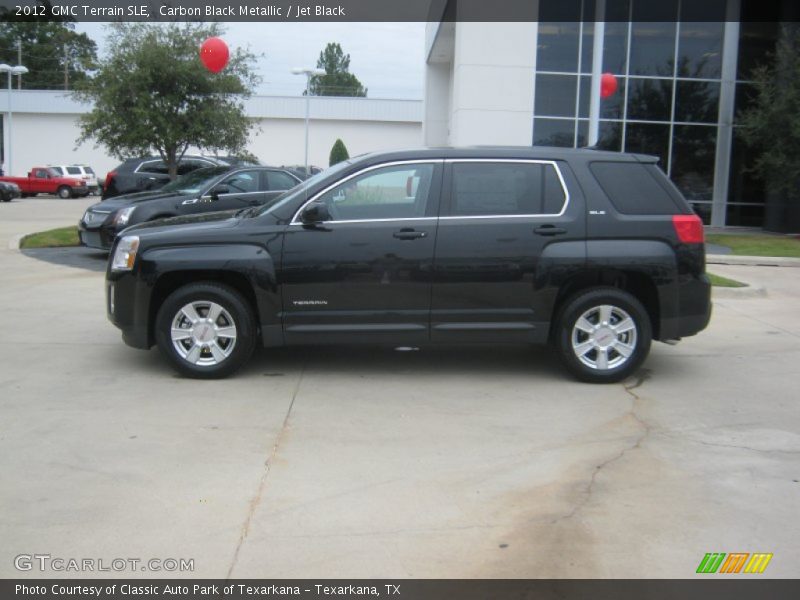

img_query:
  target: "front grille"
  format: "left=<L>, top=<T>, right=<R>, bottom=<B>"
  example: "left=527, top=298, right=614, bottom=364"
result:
left=83, top=211, right=109, bottom=225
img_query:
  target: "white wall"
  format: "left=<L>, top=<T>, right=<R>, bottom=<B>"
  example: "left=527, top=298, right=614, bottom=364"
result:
left=424, top=17, right=540, bottom=147
left=449, top=22, right=538, bottom=146
left=249, top=118, right=422, bottom=169
left=1, top=91, right=422, bottom=178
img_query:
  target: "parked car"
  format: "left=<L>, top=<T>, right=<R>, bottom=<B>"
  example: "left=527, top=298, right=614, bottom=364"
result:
left=49, top=165, right=99, bottom=195
left=80, top=165, right=301, bottom=250
left=105, top=147, right=712, bottom=382
left=280, top=164, right=324, bottom=180
left=102, top=155, right=240, bottom=200
left=0, top=181, right=21, bottom=202
left=0, top=167, right=88, bottom=198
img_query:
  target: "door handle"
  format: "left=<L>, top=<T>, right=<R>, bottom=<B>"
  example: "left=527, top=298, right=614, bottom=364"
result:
left=393, top=228, right=427, bottom=240
left=534, top=225, right=567, bottom=236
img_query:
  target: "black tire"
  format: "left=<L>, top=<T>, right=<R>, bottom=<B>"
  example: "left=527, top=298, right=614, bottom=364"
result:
left=57, top=186, right=71, bottom=199
left=554, top=287, right=652, bottom=384
left=155, top=282, right=257, bottom=379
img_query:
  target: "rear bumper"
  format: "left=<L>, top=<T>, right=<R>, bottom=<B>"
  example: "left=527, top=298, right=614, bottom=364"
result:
left=660, top=274, right=713, bottom=340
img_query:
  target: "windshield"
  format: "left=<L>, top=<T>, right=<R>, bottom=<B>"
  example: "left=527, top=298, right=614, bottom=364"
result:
left=159, top=166, right=230, bottom=195
left=47, top=168, right=62, bottom=177
left=255, top=160, right=353, bottom=216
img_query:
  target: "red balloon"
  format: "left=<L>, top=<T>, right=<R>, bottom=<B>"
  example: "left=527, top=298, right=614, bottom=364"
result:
left=600, top=72, right=618, bottom=99
left=199, top=37, right=229, bottom=73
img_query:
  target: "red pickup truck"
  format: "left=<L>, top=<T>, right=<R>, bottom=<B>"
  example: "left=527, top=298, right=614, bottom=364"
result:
left=0, top=167, right=89, bottom=199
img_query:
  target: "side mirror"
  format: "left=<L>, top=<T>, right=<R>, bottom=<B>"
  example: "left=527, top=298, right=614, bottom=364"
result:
left=210, top=184, right=230, bottom=199
left=300, top=201, right=331, bottom=224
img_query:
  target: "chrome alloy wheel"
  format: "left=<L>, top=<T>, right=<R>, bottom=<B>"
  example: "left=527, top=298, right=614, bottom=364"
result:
left=170, top=301, right=237, bottom=367
left=570, top=304, right=638, bottom=371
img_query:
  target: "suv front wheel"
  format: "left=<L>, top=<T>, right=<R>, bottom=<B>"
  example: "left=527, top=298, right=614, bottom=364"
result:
left=155, top=282, right=257, bottom=379
left=554, top=287, right=652, bottom=383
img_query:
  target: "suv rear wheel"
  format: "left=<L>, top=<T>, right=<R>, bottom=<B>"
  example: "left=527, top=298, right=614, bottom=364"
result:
left=554, top=287, right=652, bottom=383
left=155, top=282, right=257, bottom=379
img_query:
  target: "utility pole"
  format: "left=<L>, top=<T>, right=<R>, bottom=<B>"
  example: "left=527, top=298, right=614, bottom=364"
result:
left=63, top=43, right=69, bottom=90
left=16, top=40, right=21, bottom=90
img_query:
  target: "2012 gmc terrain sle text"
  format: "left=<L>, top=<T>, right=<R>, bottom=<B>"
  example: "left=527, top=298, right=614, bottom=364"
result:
left=105, top=147, right=711, bottom=383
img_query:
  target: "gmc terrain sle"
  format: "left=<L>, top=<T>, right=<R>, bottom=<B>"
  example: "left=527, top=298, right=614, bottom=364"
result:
left=106, top=147, right=711, bottom=383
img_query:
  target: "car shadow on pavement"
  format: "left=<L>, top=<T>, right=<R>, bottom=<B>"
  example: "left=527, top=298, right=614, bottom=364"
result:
left=21, top=246, right=108, bottom=272
left=256, top=344, right=567, bottom=379
left=123, top=343, right=572, bottom=382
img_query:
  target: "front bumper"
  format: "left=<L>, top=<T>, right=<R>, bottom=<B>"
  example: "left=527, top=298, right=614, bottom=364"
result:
left=78, top=221, right=119, bottom=250
left=106, top=272, right=153, bottom=350
left=1, top=189, right=21, bottom=200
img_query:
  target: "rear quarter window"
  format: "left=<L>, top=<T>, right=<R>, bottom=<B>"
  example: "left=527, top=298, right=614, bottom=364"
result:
left=590, top=161, right=685, bottom=215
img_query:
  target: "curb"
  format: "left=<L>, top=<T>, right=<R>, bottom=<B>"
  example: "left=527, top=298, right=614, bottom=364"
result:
left=8, top=234, right=24, bottom=251
left=707, top=254, right=800, bottom=268
left=711, top=285, right=768, bottom=299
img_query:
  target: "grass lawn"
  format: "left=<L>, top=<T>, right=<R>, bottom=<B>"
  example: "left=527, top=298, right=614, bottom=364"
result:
left=708, top=272, right=748, bottom=288
left=706, top=233, right=800, bottom=258
left=20, top=225, right=80, bottom=249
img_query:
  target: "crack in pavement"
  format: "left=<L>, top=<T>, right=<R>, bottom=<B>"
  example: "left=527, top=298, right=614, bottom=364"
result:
left=549, top=369, right=653, bottom=525
left=656, top=432, right=800, bottom=455
left=225, top=363, right=306, bottom=580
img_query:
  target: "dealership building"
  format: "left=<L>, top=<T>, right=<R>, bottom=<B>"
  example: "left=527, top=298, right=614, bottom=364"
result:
left=425, top=0, right=800, bottom=230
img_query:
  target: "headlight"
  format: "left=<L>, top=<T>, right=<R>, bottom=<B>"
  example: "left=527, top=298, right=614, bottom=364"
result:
left=113, top=206, right=136, bottom=226
left=111, top=236, right=140, bottom=271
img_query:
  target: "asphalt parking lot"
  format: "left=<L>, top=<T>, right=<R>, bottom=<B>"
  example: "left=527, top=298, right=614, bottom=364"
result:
left=1, top=197, right=798, bottom=579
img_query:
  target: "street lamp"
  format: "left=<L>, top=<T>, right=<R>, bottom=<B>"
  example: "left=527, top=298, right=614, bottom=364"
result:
left=0, top=63, right=28, bottom=176
left=292, top=67, right=325, bottom=176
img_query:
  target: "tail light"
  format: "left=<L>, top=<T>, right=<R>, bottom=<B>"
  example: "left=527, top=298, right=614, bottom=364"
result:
left=104, top=170, right=117, bottom=190
left=672, top=214, right=704, bottom=244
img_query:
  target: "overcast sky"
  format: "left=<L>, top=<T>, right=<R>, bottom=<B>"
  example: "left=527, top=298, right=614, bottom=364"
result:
left=74, top=22, right=426, bottom=99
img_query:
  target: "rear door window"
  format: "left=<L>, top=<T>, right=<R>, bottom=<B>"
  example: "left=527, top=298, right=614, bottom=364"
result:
left=66, top=167, right=82, bottom=176
left=448, top=161, right=567, bottom=217
left=590, top=161, right=684, bottom=215
left=266, top=170, right=299, bottom=191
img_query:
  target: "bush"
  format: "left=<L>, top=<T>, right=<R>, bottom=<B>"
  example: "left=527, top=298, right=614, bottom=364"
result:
left=329, top=139, right=349, bottom=166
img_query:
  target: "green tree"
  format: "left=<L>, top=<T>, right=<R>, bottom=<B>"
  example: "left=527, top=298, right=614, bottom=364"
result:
left=737, top=25, right=800, bottom=208
left=329, top=138, right=350, bottom=166
left=74, top=22, right=259, bottom=179
left=309, top=42, right=367, bottom=97
left=0, top=17, right=98, bottom=90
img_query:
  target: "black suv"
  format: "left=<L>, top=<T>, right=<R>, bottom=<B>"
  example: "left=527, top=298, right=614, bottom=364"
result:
left=80, top=166, right=301, bottom=250
left=101, top=155, right=258, bottom=200
left=106, top=147, right=711, bottom=383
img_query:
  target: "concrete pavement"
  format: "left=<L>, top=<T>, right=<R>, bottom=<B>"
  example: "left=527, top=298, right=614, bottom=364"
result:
left=1, top=197, right=798, bottom=579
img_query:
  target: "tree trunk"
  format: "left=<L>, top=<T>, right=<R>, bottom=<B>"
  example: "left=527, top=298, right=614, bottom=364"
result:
left=165, top=148, right=178, bottom=180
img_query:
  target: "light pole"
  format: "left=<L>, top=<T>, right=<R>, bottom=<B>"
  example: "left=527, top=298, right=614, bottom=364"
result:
left=0, top=63, right=28, bottom=176
left=292, top=67, right=325, bottom=176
